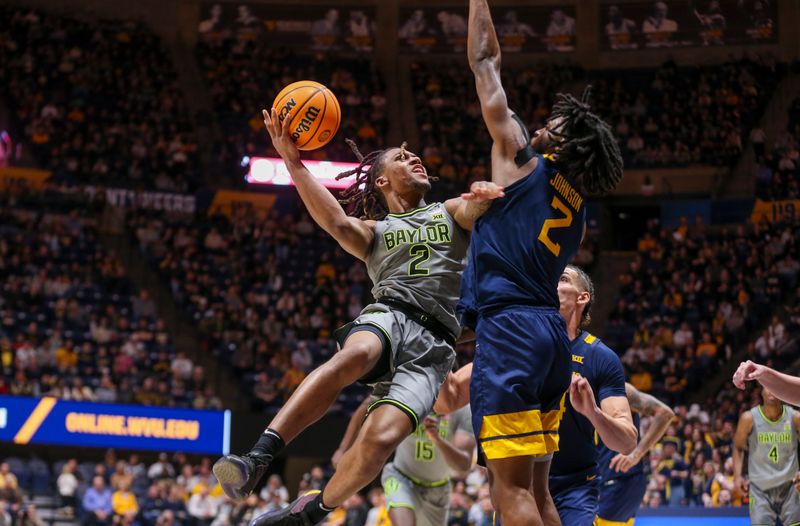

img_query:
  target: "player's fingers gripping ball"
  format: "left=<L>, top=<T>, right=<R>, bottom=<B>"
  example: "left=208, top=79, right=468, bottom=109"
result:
left=272, top=80, right=341, bottom=150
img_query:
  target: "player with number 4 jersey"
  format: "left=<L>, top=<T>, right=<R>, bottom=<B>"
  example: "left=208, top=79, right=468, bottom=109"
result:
left=733, top=387, right=800, bottom=526
left=465, top=0, right=624, bottom=524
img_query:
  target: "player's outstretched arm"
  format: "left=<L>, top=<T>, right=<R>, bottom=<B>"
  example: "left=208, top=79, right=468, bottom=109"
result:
left=423, top=416, right=476, bottom=476
left=570, top=376, right=637, bottom=455
left=733, top=360, right=800, bottom=406
left=733, top=410, right=752, bottom=496
left=445, top=181, right=505, bottom=230
left=434, top=363, right=473, bottom=414
left=609, top=383, right=675, bottom=473
left=263, top=108, right=374, bottom=261
left=468, top=0, right=530, bottom=187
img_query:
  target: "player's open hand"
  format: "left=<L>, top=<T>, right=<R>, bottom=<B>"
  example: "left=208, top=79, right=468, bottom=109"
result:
left=734, top=475, right=749, bottom=496
left=423, top=415, right=442, bottom=442
left=609, top=452, right=641, bottom=474
left=263, top=108, right=301, bottom=165
left=461, top=181, right=505, bottom=202
left=569, top=375, right=598, bottom=419
left=733, top=360, right=765, bottom=390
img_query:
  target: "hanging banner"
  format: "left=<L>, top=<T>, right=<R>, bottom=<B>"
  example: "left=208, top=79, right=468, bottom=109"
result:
left=398, top=5, right=577, bottom=54
left=198, top=3, right=375, bottom=53
left=208, top=190, right=278, bottom=217
left=0, top=167, right=51, bottom=190
left=83, top=187, right=196, bottom=214
left=750, top=199, right=799, bottom=224
left=599, top=0, right=778, bottom=50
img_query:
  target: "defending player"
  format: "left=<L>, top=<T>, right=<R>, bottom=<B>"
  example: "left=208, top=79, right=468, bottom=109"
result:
left=733, top=386, right=800, bottom=526
left=596, top=383, right=674, bottom=526
left=214, top=109, right=503, bottom=525
left=335, top=397, right=475, bottom=526
left=465, top=0, right=623, bottom=524
left=549, top=266, right=637, bottom=526
left=734, top=361, right=800, bottom=406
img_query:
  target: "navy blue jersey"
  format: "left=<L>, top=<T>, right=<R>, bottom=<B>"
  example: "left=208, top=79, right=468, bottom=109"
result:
left=456, top=261, right=478, bottom=331
left=468, top=154, right=586, bottom=313
left=550, top=332, right=627, bottom=478
left=597, top=413, right=644, bottom=481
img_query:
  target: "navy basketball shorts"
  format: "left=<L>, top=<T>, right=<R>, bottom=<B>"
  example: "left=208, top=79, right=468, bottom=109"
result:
left=551, top=472, right=600, bottom=526
left=596, top=472, right=648, bottom=526
left=470, top=306, right=571, bottom=460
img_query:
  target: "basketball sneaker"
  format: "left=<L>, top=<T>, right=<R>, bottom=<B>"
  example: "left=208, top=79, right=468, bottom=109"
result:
left=248, top=490, right=330, bottom=526
left=213, top=452, right=271, bottom=500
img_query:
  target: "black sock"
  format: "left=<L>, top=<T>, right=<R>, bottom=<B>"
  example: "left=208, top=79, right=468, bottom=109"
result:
left=249, top=428, right=285, bottom=459
left=303, top=492, right=333, bottom=523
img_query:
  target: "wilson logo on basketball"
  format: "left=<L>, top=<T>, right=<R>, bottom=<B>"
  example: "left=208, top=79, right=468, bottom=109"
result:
left=290, top=106, right=321, bottom=141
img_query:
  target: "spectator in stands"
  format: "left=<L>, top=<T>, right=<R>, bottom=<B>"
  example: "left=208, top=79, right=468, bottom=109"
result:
left=147, top=454, right=175, bottom=480
left=111, top=480, right=138, bottom=525
left=363, top=488, right=389, bottom=526
left=187, top=486, right=219, bottom=526
left=82, top=476, right=113, bottom=526
left=57, top=460, right=80, bottom=517
left=657, top=439, right=689, bottom=506
left=140, top=485, right=167, bottom=526
left=259, top=475, right=289, bottom=505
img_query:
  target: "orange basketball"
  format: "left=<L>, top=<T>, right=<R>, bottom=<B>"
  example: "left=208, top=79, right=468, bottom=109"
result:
left=272, top=80, right=341, bottom=151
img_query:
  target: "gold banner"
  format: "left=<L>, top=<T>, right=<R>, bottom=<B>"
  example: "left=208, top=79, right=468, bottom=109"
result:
left=751, top=199, right=800, bottom=224
left=0, top=167, right=51, bottom=190
left=208, top=191, right=277, bottom=217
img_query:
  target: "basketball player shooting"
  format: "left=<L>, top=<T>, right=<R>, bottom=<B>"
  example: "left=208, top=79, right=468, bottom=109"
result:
left=463, top=0, right=624, bottom=525
left=213, top=108, right=503, bottom=526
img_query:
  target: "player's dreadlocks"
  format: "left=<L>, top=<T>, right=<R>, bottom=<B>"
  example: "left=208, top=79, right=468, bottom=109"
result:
left=566, top=264, right=594, bottom=328
left=336, top=139, right=436, bottom=220
left=549, top=86, right=624, bottom=195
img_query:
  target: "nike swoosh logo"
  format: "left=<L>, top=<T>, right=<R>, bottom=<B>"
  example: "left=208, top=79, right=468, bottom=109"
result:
left=586, top=475, right=597, bottom=481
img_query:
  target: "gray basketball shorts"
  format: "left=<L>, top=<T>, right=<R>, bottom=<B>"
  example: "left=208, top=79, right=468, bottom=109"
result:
left=334, top=302, right=455, bottom=430
left=750, top=480, right=800, bottom=526
left=381, top=462, right=450, bottom=526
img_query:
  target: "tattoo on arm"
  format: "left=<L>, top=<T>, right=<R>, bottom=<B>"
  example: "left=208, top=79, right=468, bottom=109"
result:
left=627, top=385, right=670, bottom=417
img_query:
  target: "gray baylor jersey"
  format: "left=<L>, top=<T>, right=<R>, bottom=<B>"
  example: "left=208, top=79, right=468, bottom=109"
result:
left=748, top=405, right=798, bottom=490
left=394, top=406, right=473, bottom=484
left=367, top=202, right=470, bottom=336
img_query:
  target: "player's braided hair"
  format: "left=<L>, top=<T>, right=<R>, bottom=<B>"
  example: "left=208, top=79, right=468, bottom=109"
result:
left=566, top=264, right=594, bottom=328
left=335, top=139, right=437, bottom=220
left=549, top=86, right=624, bottom=195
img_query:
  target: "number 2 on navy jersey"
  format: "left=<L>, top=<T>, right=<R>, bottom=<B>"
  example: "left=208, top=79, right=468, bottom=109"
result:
left=537, top=196, right=573, bottom=256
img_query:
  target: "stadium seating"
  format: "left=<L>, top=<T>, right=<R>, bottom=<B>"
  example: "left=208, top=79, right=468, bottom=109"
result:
left=591, top=58, right=781, bottom=168
left=0, top=8, right=199, bottom=190
left=755, top=96, right=800, bottom=200
left=410, top=56, right=781, bottom=196
left=131, top=209, right=370, bottom=415
left=604, top=217, right=799, bottom=406
left=0, top=453, right=293, bottom=526
left=197, top=39, right=387, bottom=177
left=0, top=200, right=221, bottom=410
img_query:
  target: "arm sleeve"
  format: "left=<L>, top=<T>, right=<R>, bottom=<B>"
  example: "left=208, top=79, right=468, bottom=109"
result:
left=595, top=347, right=627, bottom=402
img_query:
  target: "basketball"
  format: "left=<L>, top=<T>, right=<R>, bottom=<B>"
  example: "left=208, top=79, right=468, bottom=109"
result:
left=272, top=80, right=341, bottom=151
